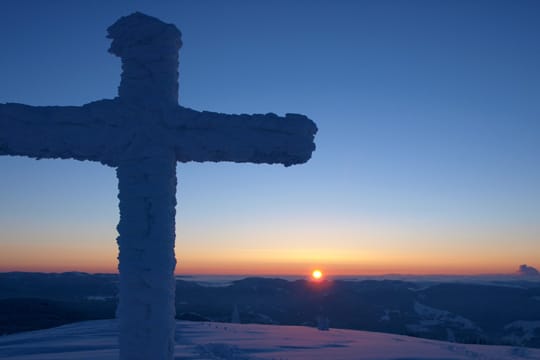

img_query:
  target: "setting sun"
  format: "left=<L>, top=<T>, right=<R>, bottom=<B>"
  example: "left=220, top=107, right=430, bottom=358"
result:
left=312, top=269, right=323, bottom=280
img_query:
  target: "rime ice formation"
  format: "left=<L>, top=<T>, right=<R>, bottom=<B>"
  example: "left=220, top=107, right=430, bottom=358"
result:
left=0, top=12, right=317, bottom=360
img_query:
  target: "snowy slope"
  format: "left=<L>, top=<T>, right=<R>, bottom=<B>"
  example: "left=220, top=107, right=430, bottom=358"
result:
left=0, top=320, right=538, bottom=360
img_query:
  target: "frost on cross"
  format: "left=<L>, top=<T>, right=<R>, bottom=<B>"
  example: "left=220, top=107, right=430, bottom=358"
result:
left=0, top=12, right=317, bottom=360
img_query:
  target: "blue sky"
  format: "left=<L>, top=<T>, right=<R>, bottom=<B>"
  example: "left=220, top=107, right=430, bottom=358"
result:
left=1, top=0, right=539, bottom=274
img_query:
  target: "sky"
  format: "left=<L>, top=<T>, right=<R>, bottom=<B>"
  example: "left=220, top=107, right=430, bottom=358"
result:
left=0, top=0, right=539, bottom=276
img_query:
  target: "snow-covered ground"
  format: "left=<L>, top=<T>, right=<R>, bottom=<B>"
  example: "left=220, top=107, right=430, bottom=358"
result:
left=0, top=320, right=538, bottom=360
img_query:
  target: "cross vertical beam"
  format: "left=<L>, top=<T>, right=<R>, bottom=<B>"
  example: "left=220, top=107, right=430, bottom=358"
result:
left=116, top=152, right=177, bottom=359
left=107, top=14, right=182, bottom=359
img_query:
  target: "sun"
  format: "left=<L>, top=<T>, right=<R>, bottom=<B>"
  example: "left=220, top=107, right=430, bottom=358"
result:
left=312, top=269, right=323, bottom=280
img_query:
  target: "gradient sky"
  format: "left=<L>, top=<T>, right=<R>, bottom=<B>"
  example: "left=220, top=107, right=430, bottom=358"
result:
left=1, top=0, right=539, bottom=275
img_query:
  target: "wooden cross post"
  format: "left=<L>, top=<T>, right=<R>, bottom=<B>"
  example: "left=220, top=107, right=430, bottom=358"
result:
left=0, top=12, right=317, bottom=360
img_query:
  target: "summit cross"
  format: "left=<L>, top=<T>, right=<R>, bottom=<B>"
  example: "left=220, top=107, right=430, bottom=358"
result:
left=0, top=13, right=317, bottom=360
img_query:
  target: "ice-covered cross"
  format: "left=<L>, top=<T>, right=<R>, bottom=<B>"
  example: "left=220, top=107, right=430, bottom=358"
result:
left=0, top=12, right=316, bottom=360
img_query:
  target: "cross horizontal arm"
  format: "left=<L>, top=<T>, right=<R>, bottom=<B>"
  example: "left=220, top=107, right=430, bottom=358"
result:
left=167, top=106, right=317, bottom=166
left=0, top=100, right=122, bottom=165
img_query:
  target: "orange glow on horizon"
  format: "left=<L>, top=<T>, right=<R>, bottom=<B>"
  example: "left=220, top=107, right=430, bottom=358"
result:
left=0, top=262, right=530, bottom=276
left=0, top=240, right=535, bottom=276
left=2, top=214, right=538, bottom=277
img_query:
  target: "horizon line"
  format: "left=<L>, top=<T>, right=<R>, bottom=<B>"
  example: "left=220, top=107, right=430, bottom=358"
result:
left=1, top=270, right=538, bottom=279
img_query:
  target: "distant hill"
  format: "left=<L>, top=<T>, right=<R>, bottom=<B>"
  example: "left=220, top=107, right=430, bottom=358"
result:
left=1, top=272, right=539, bottom=348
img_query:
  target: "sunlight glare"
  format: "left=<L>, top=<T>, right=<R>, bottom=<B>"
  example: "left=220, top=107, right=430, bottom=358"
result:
left=312, top=269, right=323, bottom=280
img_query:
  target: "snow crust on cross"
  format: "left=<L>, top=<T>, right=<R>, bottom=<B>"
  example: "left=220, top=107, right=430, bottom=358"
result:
left=0, top=12, right=317, bottom=360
